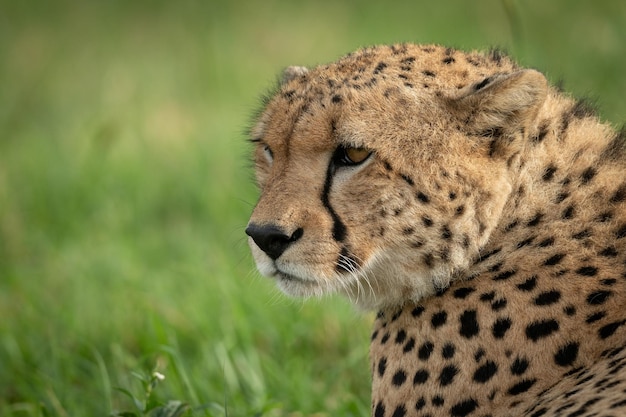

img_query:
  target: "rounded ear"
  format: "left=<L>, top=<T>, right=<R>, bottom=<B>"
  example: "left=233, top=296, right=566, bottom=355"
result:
left=450, top=69, right=548, bottom=135
left=281, top=66, right=309, bottom=85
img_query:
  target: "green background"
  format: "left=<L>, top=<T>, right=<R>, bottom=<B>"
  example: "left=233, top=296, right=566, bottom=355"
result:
left=1, top=1, right=624, bottom=416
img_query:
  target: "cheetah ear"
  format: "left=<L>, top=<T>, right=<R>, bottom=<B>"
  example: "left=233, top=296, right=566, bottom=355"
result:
left=281, top=66, right=309, bottom=85
left=450, top=69, right=548, bottom=139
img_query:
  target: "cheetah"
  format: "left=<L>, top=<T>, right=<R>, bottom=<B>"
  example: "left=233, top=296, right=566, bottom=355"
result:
left=245, top=44, right=626, bottom=416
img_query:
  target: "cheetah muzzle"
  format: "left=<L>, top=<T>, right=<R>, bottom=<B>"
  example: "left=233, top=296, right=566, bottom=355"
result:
left=246, top=44, right=626, bottom=416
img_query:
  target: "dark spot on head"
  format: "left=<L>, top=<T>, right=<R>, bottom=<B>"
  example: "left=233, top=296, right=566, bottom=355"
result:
left=532, top=121, right=550, bottom=143
left=542, top=164, right=558, bottom=181
left=517, top=276, right=537, bottom=291
left=527, top=213, right=543, bottom=227
left=422, top=70, right=436, bottom=77
left=416, top=191, right=430, bottom=203
left=443, top=57, right=456, bottom=64
left=610, top=183, right=626, bottom=203
left=544, top=253, right=565, bottom=266
left=580, top=167, right=596, bottom=184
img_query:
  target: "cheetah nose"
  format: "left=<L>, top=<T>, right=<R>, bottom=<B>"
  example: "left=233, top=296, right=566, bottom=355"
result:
left=245, top=223, right=303, bottom=260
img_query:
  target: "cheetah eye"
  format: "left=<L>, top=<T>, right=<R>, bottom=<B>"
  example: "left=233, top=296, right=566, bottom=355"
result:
left=333, top=145, right=372, bottom=167
left=263, top=144, right=273, bottom=162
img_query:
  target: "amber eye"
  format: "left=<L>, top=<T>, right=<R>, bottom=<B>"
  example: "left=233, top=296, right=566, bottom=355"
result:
left=333, top=145, right=372, bottom=167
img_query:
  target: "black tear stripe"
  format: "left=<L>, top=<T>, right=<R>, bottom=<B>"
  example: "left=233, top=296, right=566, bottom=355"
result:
left=322, top=159, right=360, bottom=274
left=321, top=161, right=347, bottom=241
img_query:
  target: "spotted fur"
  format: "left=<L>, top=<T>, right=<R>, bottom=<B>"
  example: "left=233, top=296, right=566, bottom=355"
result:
left=246, top=44, right=626, bottom=416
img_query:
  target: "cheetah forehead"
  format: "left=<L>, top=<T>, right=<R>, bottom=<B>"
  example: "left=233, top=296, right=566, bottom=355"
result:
left=267, top=44, right=517, bottom=110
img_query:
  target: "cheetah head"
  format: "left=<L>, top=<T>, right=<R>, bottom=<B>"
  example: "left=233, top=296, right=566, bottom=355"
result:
left=246, top=45, right=547, bottom=310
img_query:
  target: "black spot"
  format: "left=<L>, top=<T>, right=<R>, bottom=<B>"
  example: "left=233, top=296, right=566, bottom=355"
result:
left=587, top=290, right=612, bottom=305
left=600, top=247, right=618, bottom=257
left=599, top=320, right=626, bottom=339
left=331, top=94, right=342, bottom=103
left=431, top=311, right=447, bottom=328
left=418, top=341, right=434, bottom=360
left=555, top=192, right=569, bottom=203
left=439, top=365, right=459, bottom=386
left=415, top=397, right=426, bottom=411
left=516, top=236, right=535, bottom=249
left=554, top=342, right=579, bottom=367
left=617, top=223, right=626, bottom=239
left=510, top=357, right=529, bottom=375
left=455, top=205, right=465, bottom=216
left=412, top=306, right=425, bottom=317
left=542, top=164, right=558, bottom=181
left=534, top=290, right=561, bottom=306
left=422, top=216, right=434, bottom=227
left=564, top=305, right=576, bottom=316
left=450, top=398, right=478, bottom=417
left=378, top=357, right=387, bottom=377
left=442, top=343, right=456, bottom=359
left=537, top=237, right=555, bottom=247
left=517, top=276, right=537, bottom=291
left=602, top=127, right=626, bottom=161
left=544, top=253, right=566, bottom=266
left=474, top=348, right=486, bottom=362
left=491, top=299, right=507, bottom=311
left=505, top=220, right=519, bottom=232
left=580, top=167, right=597, bottom=184
left=403, top=337, right=415, bottom=353
left=422, top=70, right=436, bottom=77
left=602, top=278, right=617, bottom=286
left=473, top=361, right=498, bottom=383
left=443, top=57, right=455, bottom=64
left=492, top=317, right=512, bottom=339
left=508, top=379, right=537, bottom=395
left=395, top=330, right=407, bottom=344
left=571, top=98, right=597, bottom=119
left=454, top=287, right=475, bottom=299
left=493, top=270, right=517, bottom=281
left=480, top=291, right=495, bottom=302
left=417, top=191, right=430, bottom=203
left=401, top=174, right=414, bottom=186
left=562, top=205, right=575, bottom=219
left=380, top=332, right=390, bottom=344
left=441, top=225, right=452, bottom=240
left=611, top=183, right=626, bottom=203
left=532, top=122, right=549, bottom=143
left=423, top=253, right=434, bottom=267
left=402, top=227, right=414, bottom=236
left=413, top=369, right=429, bottom=384
left=459, top=310, right=480, bottom=339
left=432, top=396, right=445, bottom=407
left=392, top=369, right=407, bottom=386
left=572, top=229, right=591, bottom=240
left=475, top=247, right=502, bottom=264
left=374, top=402, right=385, bottom=417
left=527, top=213, right=543, bottom=227
left=526, top=319, right=559, bottom=341
left=576, top=266, right=598, bottom=276
left=373, top=61, right=388, bottom=74
left=391, top=405, right=406, bottom=417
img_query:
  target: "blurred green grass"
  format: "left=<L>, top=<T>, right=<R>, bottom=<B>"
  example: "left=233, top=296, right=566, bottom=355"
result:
left=0, top=1, right=624, bottom=416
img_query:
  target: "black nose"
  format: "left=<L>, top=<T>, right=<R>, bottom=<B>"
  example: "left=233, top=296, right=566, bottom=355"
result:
left=245, top=224, right=303, bottom=260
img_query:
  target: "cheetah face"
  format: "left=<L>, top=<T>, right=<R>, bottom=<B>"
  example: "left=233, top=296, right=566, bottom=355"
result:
left=246, top=46, right=547, bottom=310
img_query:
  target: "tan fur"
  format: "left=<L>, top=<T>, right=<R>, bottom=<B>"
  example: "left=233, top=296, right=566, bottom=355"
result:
left=247, top=44, right=626, bottom=416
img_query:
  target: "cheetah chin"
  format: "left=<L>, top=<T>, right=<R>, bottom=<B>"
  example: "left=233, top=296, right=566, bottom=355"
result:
left=246, top=44, right=626, bottom=416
